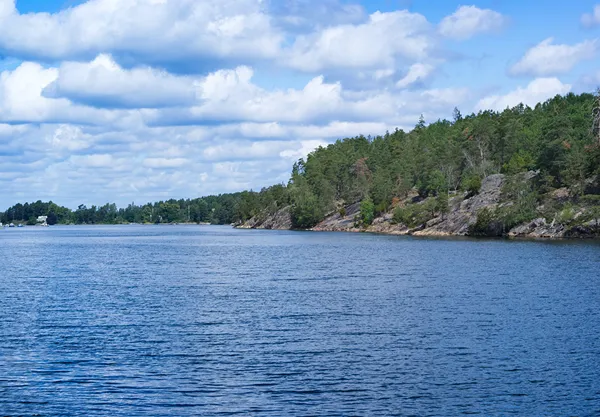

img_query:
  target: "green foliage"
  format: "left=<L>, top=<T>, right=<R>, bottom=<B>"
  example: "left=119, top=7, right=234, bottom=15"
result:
left=504, top=151, right=535, bottom=174
left=47, top=212, right=58, bottom=226
left=435, top=193, right=450, bottom=219
left=360, top=198, right=375, bottom=226
left=461, top=174, right=482, bottom=195
left=374, top=201, right=389, bottom=216
left=290, top=182, right=323, bottom=229
left=418, top=170, right=447, bottom=197
left=338, top=207, right=347, bottom=217
left=469, top=208, right=502, bottom=237
left=392, top=202, right=435, bottom=228
left=392, top=205, right=411, bottom=226
left=555, top=204, right=576, bottom=225
left=500, top=175, right=539, bottom=227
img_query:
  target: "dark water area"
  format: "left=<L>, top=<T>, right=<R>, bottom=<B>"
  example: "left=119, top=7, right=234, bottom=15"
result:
left=0, top=225, right=599, bottom=416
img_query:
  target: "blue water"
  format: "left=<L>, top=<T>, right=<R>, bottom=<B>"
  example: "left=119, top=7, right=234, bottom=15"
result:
left=0, top=225, right=599, bottom=416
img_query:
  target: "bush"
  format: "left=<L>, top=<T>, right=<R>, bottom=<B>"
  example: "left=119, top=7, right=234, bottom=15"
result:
left=393, top=205, right=411, bottom=226
left=435, top=193, right=449, bottom=219
left=555, top=204, right=576, bottom=225
left=392, top=202, right=434, bottom=228
left=468, top=208, right=503, bottom=237
left=462, top=174, right=482, bottom=196
left=360, top=198, right=375, bottom=226
left=338, top=207, right=347, bottom=217
left=374, top=201, right=389, bottom=216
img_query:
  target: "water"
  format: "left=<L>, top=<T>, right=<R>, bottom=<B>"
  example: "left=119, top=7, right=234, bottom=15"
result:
left=1, top=225, right=599, bottom=416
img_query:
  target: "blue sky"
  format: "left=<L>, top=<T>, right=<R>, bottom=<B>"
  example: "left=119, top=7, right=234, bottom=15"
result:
left=0, top=0, right=599, bottom=208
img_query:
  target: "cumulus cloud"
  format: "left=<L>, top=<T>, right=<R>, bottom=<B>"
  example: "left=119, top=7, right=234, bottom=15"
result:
left=476, top=78, right=571, bottom=111
left=510, top=38, right=597, bottom=77
left=43, top=55, right=198, bottom=109
left=582, top=5, right=600, bottom=28
left=0, top=62, right=130, bottom=125
left=285, top=10, right=434, bottom=73
left=143, top=65, right=468, bottom=127
left=0, top=0, right=282, bottom=68
left=439, top=5, right=507, bottom=40
left=0, top=0, right=448, bottom=90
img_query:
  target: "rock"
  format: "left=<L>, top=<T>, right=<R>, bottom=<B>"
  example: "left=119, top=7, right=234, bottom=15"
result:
left=584, top=176, right=600, bottom=195
left=508, top=218, right=566, bottom=239
left=367, top=222, right=410, bottom=235
left=414, top=174, right=505, bottom=237
left=564, top=219, right=600, bottom=238
left=312, top=202, right=361, bottom=232
left=236, top=206, right=292, bottom=230
left=260, top=206, right=293, bottom=230
left=234, top=171, right=599, bottom=240
left=551, top=187, right=570, bottom=202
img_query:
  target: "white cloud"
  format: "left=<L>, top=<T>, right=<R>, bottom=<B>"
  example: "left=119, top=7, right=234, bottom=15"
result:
left=46, top=125, right=94, bottom=152
left=203, top=140, right=292, bottom=162
left=144, top=67, right=350, bottom=125
left=439, top=5, right=507, bottom=40
left=0, top=0, right=282, bottom=66
left=69, top=154, right=114, bottom=168
left=396, top=63, right=435, bottom=88
left=144, top=66, right=468, bottom=127
left=143, top=158, right=190, bottom=169
left=285, top=10, right=434, bottom=73
left=280, top=140, right=329, bottom=160
left=510, top=38, right=597, bottom=77
left=476, top=78, right=571, bottom=111
left=582, top=5, right=600, bottom=28
left=0, top=62, right=136, bottom=126
left=43, top=55, right=198, bottom=109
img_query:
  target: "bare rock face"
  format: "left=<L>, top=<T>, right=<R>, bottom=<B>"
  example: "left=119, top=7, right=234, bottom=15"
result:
left=260, top=206, right=293, bottom=230
left=367, top=212, right=410, bottom=235
left=507, top=216, right=600, bottom=239
left=236, top=206, right=292, bottom=230
left=312, top=203, right=361, bottom=232
left=235, top=172, right=598, bottom=240
left=413, top=174, right=505, bottom=237
left=508, top=218, right=566, bottom=239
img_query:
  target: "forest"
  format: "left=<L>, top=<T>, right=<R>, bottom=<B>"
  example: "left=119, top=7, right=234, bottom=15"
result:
left=2, top=91, right=600, bottom=230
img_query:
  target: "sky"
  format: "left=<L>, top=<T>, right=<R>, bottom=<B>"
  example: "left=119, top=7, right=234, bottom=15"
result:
left=0, top=0, right=599, bottom=208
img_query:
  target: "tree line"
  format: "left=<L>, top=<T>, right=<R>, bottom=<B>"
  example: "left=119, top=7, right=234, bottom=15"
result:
left=2, top=91, right=599, bottom=228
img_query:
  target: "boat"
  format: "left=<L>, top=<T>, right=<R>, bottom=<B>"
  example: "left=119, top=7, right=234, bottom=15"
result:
left=17, top=224, right=23, bottom=228
left=9, top=223, right=15, bottom=227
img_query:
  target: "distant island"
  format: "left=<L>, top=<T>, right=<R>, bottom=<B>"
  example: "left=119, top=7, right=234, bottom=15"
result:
left=2, top=92, right=600, bottom=239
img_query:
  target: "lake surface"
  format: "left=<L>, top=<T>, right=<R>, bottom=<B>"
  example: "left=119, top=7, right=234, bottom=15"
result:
left=1, top=225, right=599, bottom=416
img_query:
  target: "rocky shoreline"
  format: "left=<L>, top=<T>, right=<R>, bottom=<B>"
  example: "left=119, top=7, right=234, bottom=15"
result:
left=236, top=174, right=600, bottom=240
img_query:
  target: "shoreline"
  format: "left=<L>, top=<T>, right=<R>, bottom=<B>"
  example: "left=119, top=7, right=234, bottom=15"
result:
left=235, top=224, right=600, bottom=241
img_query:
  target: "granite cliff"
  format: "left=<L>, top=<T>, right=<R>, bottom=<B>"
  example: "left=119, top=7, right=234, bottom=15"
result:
left=236, top=173, right=600, bottom=239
